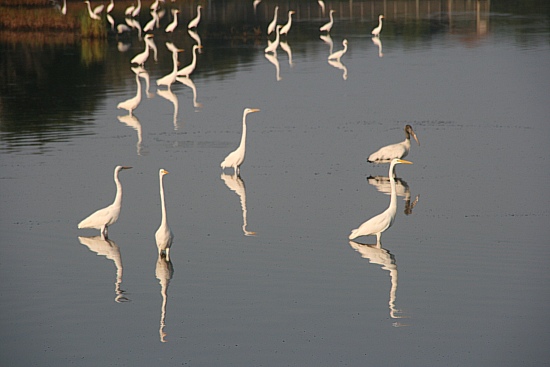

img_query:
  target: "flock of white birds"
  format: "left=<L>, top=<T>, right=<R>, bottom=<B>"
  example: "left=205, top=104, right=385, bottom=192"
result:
left=76, top=0, right=417, bottom=255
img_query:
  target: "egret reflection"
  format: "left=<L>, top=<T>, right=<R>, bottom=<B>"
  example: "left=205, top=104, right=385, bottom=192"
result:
left=188, top=30, right=202, bottom=52
left=78, top=236, right=130, bottom=303
left=156, top=253, right=174, bottom=342
left=320, top=9, right=336, bottom=33
left=117, top=114, right=143, bottom=155
left=221, top=173, right=257, bottom=236
left=145, top=32, right=158, bottom=62
left=265, top=25, right=282, bottom=54
left=320, top=34, right=333, bottom=55
left=372, top=36, right=384, bottom=58
left=348, top=241, right=407, bottom=324
left=157, top=42, right=183, bottom=91
left=328, top=59, right=348, bottom=80
left=157, top=88, right=180, bottom=130
left=267, top=6, right=278, bottom=35
left=265, top=52, right=281, bottom=81
left=177, top=45, right=203, bottom=78
left=187, top=5, right=202, bottom=29
left=280, top=41, right=293, bottom=67
left=367, top=175, right=420, bottom=215
left=132, top=66, right=154, bottom=98
left=177, top=76, right=203, bottom=109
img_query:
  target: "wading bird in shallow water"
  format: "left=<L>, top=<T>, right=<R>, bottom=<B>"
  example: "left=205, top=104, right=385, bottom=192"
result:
left=177, top=45, right=203, bottom=77
left=280, top=10, right=295, bottom=36
left=320, top=10, right=336, bottom=33
left=155, top=169, right=173, bottom=261
left=328, top=39, right=348, bottom=62
left=349, top=158, right=412, bottom=245
left=372, top=14, right=384, bottom=37
left=367, top=125, right=420, bottom=164
left=165, top=9, right=179, bottom=33
left=187, top=5, right=202, bottom=29
left=78, top=166, right=132, bottom=239
left=117, top=73, right=142, bottom=116
left=265, top=25, right=282, bottom=54
left=84, top=0, right=104, bottom=20
left=267, top=6, right=278, bottom=35
left=131, top=34, right=153, bottom=66
left=157, top=42, right=183, bottom=91
left=221, top=108, right=261, bottom=176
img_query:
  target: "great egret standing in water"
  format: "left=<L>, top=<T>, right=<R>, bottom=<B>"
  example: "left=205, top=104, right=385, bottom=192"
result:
left=267, top=6, right=278, bottom=35
left=221, top=108, right=261, bottom=175
left=84, top=1, right=103, bottom=20
left=165, top=9, right=179, bottom=33
left=177, top=44, right=203, bottom=77
left=372, top=14, right=384, bottom=37
left=117, top=73, right=142, bottom=116
left=157, top=42, right=183, bottom=90
left=187, top=5, right=202, bottom=29
left=328, top=39, right=348, bottom=62
left=367, top=125, right=420, bottom=163
left=280, top=10, right=295, bottom=36
left=131, top=34, right=153, bottom=66
left=320, top=10, right=335, bottom=33
left=265, top=25, right=282, bottom=54
left=349, top=159, right=412, bottom=244
left=78, top=166, right=132, bottom=239
left=155, top=169, right=173, bottom=261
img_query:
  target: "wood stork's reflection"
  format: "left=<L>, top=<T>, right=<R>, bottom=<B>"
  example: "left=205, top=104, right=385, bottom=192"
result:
left=78, top=236, right=130, bottom=303
left=155, top=253, right=173, bottom=342
left=349, top=241, right=409, bottom=326
left=221, top=173, right=257, bottom=236
left=366, top=175, right=420, bottom=215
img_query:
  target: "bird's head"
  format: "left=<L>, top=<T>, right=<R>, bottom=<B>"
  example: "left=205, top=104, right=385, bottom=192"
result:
left=244, top=108, right=261, bottom=115
left=405, top=125, right=420, bottom=146
left=160, top=169, right=169, bottom=176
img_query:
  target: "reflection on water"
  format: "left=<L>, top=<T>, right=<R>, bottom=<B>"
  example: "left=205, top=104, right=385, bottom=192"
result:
left=367, top=176, right=420, bottom=216
left=221, top=173, right=257, bottom=236
left=117, top=114, right=144, bottom=156
left=78, top=236, right=129, bottom=303
left=155, top=254, right=173, bottom=343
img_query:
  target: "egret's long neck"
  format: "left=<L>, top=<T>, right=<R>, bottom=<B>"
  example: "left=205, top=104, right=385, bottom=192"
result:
left=274, top=27, right=280, bottom=44
left=238, top=113, right=248, bottom=150
left=171, top=51, right=179, bottom=74
left=86, top=2, right=93, bottom=15
left=113, top=170, right=123, bottom=207
left=388, top=162, right=398, bottom=211
left=135, top=74, right=142, bottom=99
left=329, top=12, right=333, bottom=22
left=191, top=48, right=198, bottom=68
left=159, top=174, right=167, bottom=226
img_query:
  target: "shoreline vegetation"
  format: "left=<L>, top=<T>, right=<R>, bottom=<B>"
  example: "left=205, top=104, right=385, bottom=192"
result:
left=0, top=0, right=106, bottom=41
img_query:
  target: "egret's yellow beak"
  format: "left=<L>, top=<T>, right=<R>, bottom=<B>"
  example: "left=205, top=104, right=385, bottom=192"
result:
left=397, top=159, right=413, bottom=165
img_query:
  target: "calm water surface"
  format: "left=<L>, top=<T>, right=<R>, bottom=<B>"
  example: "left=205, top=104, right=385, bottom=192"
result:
left=1, top=1, right=549, bottom=366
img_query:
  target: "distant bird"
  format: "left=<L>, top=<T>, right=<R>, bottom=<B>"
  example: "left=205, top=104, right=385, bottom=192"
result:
left=372, top=14, right=384, bottom=37
left=143, top=11, right=158, bottom=32
left=125, top=4, right=135, bottom=16
left=131, top=0, right=141, bottom=17
left=165, top=9, right=179, bottom=33
left=367, top=125, right=420, bottom=163
left=84, top=1, right=103, bottom=20
left=349, top=158, right=413, bottom=244
left=117, top=24, right=132, bottom=34
left=318, top=0, right=325, bottom=15
left=187, top=5, right=202, bottom=29
left=157, top=42, right=183, bottom=90
left=221, top=108, right=261, bottom=175
left=78, top=166, right=132, bottom=239
left=177, top=44, right=203, bottom=77
left=106, top=0, right=114, bottom=13
left=117, top=73, right=142, bottom=115
left=264, top=25, right=282, bottom=54
left=328, top=39, right=348, bottom=62
left=150, top=0, right=160, bottom=11
left=253, top=0, right=262, bottom=13
left=267, top=6, right=278, bottom=35
left=320, top=9, right=335, bottom=33
left=131, top=34, right=153, bottom=66
left=61, top=0, right=67, bottom=15
left=155, top=169, right=173, bottom=260
left=280, top=10, right=295, bottom=36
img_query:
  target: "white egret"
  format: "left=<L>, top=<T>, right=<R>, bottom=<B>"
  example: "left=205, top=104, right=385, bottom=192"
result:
left=264, top=24, right=282, bottom=54
left=188, top=29, right=202, bottom=50
left=280, top=10, right=295, bottom=36
left=155, top=169, right=173, bottom=261
left=221, top=108, right=261, bottom=175
left=106, top=14, right=115, bottom=30
left=61, top=0, right=67, bottom=15
left=131, top=34, right=153, bottom=66
left=177, top=44, right=203, bottom=77
left=157, top=42, right=183, bottom=90
left=318, top=0, right=325, bottom=15
left=157, top=88, right=180, bottom=130
left=143, top=11, right=158, bottom=32
left=187, top=5, right=202, bottom=29
left=78, top=166, right=132, bottom=239
left=165, top=9, right=179, bottom=33
left=367, top=125, right=420, bottom=163
left=328, top=39, right=348, bottom=62
left=144, top=30, right=158, bottom=62
left=125, top=4, right=135, bottom=16
left=117, top=73, right=142, bottom=116
left=372, top=14, right=384, bottom=37
left=349, top=159, right=412, bottom=244
left=320, top=9, right=335, bottom=33
left=117, top=23, right=132, bottom=34
left=106, top=0, right=114, bottom=13
left=84, top=1, right=103, bottom=20
left=131, top=0, right=141, bottom=17
left=253, top=0, right=261, bottom=13
left=150, top=0, right=160, bottom=11
left=267, top=6, right=278, bottom=35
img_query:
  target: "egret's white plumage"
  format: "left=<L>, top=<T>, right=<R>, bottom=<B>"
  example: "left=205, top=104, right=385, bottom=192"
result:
left=125, top=4, right=135, bottom=16
left=267, top=6, right=278, bottom=35
left=131, top=34, right=153, bottom=66
left=177, top=44, right=202, bottom=77
left=157, top=42, right=183, bottom=90
left=106, top=0, right=114, bottom=13
left=117, top=73, right=142, bottom=115
left=265, top=25, right=282, bottom=54
left=131, top=0, right=141, bottom=17
left=84, top=1, right=102, bottom=20
left=155, top=169, right=173, bottom=261
left=349, top=159, right=413, bottom=244
left=367, top=125, right=420, bottom=163
left=280, top=10, right=295, bottom=35
left=328, top=39, right=348, bottom=61
left=320, top=9, right=335, bottom=33
left=372, top=14, right=384, bottom=37
left=221, top=108, right=261, bottom=175
left=61, top=0, right=67, bottom=15
left=78, top=166, right=132, bottom=239
left=165, top=9, right=179, bottom=33
left=187, top=5, right=202, bottom=29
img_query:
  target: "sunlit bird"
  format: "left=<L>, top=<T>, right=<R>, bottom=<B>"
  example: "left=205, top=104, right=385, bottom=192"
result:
left=177, top=44, right=203, bottom=77
left=221, top=108, right=261, bottom=175
left=165, top=9, right=179, bottom=33
left=131, top=0, right=141, bottom=17
left=143, top=11, right=159, bottom=32
left=187, top=5, right=202, bottom=29
left=106, top=0, right=114, bottom=13
left=117, top=73, right=142, bottom=116
left=84, top=0, right=103, bottom=20
left=367, top=125, right=420, bottom=163
left=131, top=34, right=153, bottom=66
left=150, top=0, right=160, bottom=11
left=125, top=4, right=134, bottom=16
left=372, top=36, right=384, bottom=57
left=157, top=42, right=183, bottom=90
left=78, top=166, right=132, bottom=239
left=280, top=10, right=295, bottom=36
left=372, top=14, right=384, bottom=37
left=155, top=169, right=173, bottom=261
left=265, top=25, right=282, bottom=54
left=328, top=39, right=348, bottom=62
left=349, top=159, right=413, bottom=244
left=320, top=9, right=335, bottom=33
left=267, top=6, right=278, bottom=35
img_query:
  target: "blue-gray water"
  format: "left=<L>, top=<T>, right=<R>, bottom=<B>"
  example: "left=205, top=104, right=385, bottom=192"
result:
left=1, top=1, right=549, bottom=366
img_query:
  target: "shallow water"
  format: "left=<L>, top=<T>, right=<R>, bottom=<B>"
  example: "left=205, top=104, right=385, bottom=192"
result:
left=1, top=1, right=549, bottom=366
